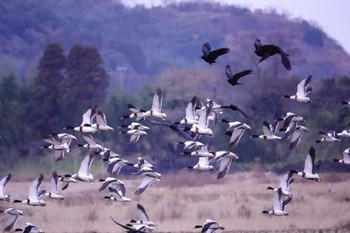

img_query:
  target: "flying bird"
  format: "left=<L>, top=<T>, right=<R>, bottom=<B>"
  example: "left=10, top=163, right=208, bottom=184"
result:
left=194, top=219, right=225, bottom=233
left=254, top=38, right=291, bottom=70
left=333, top=148, right=350, bottom=164
left=201, top=42, right=229, bottom=64
left=225, top=65, right=252, bottom=86
left=290, top=146, right=321, bottom=182
left=13, top=174, right=46, bottom=206
left=0, top=208, right=23, bottom=231
left=282, top=75, right=312, bottom=103
left=262, top=188, right=292, bottom=216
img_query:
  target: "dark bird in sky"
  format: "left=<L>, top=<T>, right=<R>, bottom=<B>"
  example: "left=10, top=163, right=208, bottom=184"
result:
left=225, top=65, right=253, bottom=86
left=201, top=42, right=229, bottom=64
left=254, top=39, right=291, bottom=71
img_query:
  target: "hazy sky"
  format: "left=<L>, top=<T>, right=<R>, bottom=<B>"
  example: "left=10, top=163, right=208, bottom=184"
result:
left=120, top=0, right=350, bottom=54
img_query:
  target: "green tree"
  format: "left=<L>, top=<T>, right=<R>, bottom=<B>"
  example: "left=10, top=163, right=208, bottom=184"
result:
left=62, top=45, right=109, bottom=123
left=31, top=43, right=66, bottom=133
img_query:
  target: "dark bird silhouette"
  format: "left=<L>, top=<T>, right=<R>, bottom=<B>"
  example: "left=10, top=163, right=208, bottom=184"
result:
left=225, top=65, right=252, bottom=86
left=201, top=42, right=229, bottom=64
left=254, top=39, right=291, bottom=71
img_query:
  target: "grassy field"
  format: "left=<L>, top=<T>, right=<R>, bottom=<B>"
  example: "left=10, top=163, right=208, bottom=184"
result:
left=1, top=170, right=350, bottom=233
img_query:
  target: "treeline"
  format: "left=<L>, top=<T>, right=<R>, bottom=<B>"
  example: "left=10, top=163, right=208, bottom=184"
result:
left=1, top=43, right=350, bottom=172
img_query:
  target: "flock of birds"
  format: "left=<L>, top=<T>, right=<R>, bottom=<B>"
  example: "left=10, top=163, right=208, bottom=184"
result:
left=0, top=39, right=350, bottom=233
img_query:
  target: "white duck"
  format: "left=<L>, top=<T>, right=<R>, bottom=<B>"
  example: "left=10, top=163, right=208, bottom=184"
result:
left=41, top=133, right=77, bottom=161
left=333, top=148, right=350, bottom=164
left=194, top=219, right=225, bottom=232
left=252, top=120, right=281, bottom=140
left=290, top=146, right=321, bottom=182
left=0, top=173, right=11, bottom=202
left=186, top=156, right=214, bottom=171
left=77, top=134, right=104, bottom=151
left=178, top=96, right=199, bottom=125
left=262, top=188, right=292, bottom=216
left=190, top=108, right=213, bottom=136
left=316, top=131, right=341, bottom=143
left=13, top=174, right=46, bottom=206
left=64, top=107, right=97, bottom=134
left=282, top=75, right=312, bottom=103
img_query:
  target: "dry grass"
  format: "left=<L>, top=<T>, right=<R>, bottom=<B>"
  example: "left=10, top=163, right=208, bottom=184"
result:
left=1, top=171, right=350, bottom=233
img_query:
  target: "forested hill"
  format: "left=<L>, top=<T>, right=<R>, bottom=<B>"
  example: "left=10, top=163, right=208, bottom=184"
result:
left=1, top=0, right=349, bottom=90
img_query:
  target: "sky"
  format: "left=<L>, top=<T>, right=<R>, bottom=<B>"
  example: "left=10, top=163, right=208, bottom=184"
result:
left=120, top=0, right=350, bottom=55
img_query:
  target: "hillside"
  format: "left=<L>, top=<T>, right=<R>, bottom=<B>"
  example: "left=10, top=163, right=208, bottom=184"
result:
left=1, top=0, right=349, bottom=90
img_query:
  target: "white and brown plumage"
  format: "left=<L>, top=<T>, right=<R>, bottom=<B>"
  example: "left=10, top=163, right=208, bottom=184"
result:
left=45, top=171, right=63, bottom=200
left=13, top=174, right=46, bottom=206
left=134, top=171, right=161, bottom=195
left=64, top=107, right=97, bottom=134
left=262, top=188, right=292, bottom=216
left=290, top=146, right=321, bottom=182
left=251, top=120, right=281, bottom=140
left=41, top=133, right=77, bottom=161
left=0, top=173, right=11, bottom=202
left=333, top=148, right=350, bottom=164
left=282, top=75, right=312, bottom=103
left=194, top=219, right=225, bottom=233
left=92, top=108, right=114, bottom=132
left=122, top=88, right=166, bottom=120
left=0, top=208, right=23, bottom=231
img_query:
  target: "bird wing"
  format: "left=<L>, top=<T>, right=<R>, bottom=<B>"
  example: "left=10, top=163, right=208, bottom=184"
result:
left=229, top=69, right=252, bottom=85
left=225, top=65, right=233, bottom=80
left=128, top=103, right=146, bottom=113
left=296, top=76, right=311, bottom=97
left=50, top=171, right=59, bottom=194
left=304, top=147, right=315, bottom=174
left=197, top=108, right=210, bottom=128
left=29, top=174, right=44, bottom=200
left=0, top=174, right=11, bottom=194
left=288, top=128, right=304, bottom=150
left=107, top=159, right=125, bottom=177
left=78, top=154, right=95, bottom=176
left=217, top=156, right=232, bottom=179
left=208, top=47, right=230, bottom=60
left=110, top=217, right=134, bottom=231
left=137, top=203, right=150, bottom=222
left=185, top=96, right=198, bottom=120
left=273, top=188, right=283, bottom=211
left=60, top=134, right=76, bottom=147
left=343, top=148, right=350, bottom=162
left=95, top=109, right=107, bottom=125
left=201, top=42, right=211, bottom=56
left=198, top=156, right=210, bottom=166
left=134, top=177, right=157, bottom=195
left=229, top=127, right=246, bottom=147
left=81, top=108, right=96, bottom=125
left=4, top=214, right=19, bottom=231
left=262, top=120, right=273, bottom=137
left=151, top=88, right=163, bottom=112
left=42, top=135, right=60, bottom=146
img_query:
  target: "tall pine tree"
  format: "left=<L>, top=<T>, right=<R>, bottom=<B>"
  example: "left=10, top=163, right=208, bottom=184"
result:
left=31, top=43, right=66, bottom=133
left=63, top=45, right=109, bottom=124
